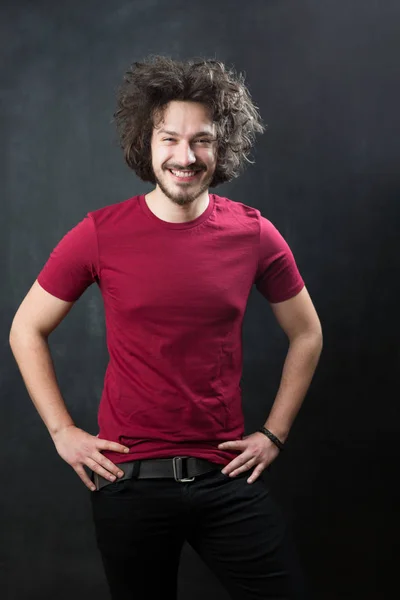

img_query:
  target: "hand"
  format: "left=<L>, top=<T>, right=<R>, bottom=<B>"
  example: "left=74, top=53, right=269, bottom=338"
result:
left=52, top=425, right=130, bottom=491
left=218, top=431, right=280, bottom=484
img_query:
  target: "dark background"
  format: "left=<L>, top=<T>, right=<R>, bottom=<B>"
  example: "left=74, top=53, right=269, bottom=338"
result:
left=1, top=1, right=398, bottom=598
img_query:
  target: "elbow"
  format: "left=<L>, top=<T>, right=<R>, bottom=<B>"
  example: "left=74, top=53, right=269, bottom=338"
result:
left=310, top=330, right=324, bottom=359
left=9, top=322, right=22, bottom=350
left=9, top=319, right=46, bottom=349
left=307, top=318, right=323, bottom=348
left=289, top=328, right=323, bottom=351
left=9, top=314, right=23, bottom=346
left=9, top=320, right=18, bottom=347
left=307, top=327, right=323, bottom=348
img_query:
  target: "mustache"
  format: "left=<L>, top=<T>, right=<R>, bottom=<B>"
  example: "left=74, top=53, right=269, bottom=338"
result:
left=165, top=165, right=205, bottom=171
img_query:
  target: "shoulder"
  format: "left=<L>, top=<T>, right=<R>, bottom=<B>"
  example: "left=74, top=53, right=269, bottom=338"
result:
left=213, top=194, right=263, bottom=230
left=88, top=195, right=141, bottom=229
left=213, top=195, right=292, bottom=247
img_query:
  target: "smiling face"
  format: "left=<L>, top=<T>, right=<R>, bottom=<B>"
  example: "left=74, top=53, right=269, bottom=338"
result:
left=150, top=101, right=218, bottom=206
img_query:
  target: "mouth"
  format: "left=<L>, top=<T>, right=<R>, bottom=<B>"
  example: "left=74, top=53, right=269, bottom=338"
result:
left=167, top=168, right=203, bottom=183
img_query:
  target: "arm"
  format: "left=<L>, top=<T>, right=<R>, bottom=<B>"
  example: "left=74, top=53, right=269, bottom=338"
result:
left=263, top=286, right=323, bottom=443
left=9, top=280, right=77, bottom=437
left=9, top=280, right=129, bottom=491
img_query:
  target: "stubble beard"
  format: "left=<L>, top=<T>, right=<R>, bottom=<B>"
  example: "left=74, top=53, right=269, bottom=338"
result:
left=154, top=167, right=214, bottom=207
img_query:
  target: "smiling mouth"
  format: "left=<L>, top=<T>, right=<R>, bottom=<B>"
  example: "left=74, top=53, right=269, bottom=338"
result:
left=168, top=168, right=203, bottom=182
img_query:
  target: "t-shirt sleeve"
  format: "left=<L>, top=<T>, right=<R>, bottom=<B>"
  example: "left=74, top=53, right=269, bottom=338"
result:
left=254, top=214, right=305, bottom=303
left=37, top=214, right=99, bottom=302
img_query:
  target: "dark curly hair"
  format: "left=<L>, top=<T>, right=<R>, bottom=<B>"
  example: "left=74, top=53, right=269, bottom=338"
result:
left=113, top=55, right=266, bottom=187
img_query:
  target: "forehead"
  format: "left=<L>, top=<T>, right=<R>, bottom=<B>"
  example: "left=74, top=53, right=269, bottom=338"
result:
left=154, top=101, right=215, bottom=136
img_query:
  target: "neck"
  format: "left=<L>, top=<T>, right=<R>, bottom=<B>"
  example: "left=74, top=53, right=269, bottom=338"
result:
left=144, top=188, right=210, bottom=223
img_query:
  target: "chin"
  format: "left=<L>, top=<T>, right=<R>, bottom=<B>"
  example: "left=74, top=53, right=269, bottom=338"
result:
left=166, top=190, right=197, bottom=205
left=172, top=196, right=196, bottom=206
left=159, top=181, right=204, bottom=204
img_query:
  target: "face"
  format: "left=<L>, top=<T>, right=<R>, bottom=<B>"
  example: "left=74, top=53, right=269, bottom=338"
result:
left=150, top=101, right=218, bottom=206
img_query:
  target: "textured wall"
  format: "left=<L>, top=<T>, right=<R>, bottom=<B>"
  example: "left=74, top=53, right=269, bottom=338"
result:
left=2, top=1, right=398, bottom=598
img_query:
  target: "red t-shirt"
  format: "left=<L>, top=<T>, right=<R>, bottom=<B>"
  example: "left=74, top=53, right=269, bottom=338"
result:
left=37, top=194, right=304, bottom=466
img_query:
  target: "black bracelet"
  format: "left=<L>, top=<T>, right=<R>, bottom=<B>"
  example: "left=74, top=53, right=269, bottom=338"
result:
left=258, top=427, right=285, bottom=451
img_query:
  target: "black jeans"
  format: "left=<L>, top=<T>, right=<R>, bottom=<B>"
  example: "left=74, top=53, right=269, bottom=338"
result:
left=90, top=463, right=308, bottom=600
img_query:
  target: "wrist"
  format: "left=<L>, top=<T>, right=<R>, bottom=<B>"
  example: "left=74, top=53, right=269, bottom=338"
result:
left=258, top=426, right=285, bottom=451
left=263, top=421, right=289, bottom=444
left=50, top=422, right=75, bottom=439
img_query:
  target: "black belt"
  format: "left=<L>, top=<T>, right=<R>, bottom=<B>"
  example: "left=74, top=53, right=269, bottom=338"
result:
left=93, top=456, right=221, bottom=491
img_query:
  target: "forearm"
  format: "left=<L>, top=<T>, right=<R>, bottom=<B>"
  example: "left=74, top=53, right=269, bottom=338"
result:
left=264, top=332, right=323, bottom=442
left=9, top=327, right=75, bottom=439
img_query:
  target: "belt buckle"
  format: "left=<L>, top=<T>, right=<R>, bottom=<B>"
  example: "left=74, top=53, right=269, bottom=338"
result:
left=172, top=456, right=195, bottom=482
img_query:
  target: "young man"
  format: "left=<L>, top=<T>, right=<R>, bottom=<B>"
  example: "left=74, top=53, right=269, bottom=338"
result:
left=9, top=56, right=323, bottom=599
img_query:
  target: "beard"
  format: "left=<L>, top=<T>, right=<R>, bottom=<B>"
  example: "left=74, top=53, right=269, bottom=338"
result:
left=153, top=165, right=214, bottom=206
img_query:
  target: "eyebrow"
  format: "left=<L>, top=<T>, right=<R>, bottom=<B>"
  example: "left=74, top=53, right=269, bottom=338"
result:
left=157, top=129, right=215, bottom=138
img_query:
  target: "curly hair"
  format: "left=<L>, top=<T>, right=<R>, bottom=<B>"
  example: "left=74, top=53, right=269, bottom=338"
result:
left=113, top=55, right=266, bottom=187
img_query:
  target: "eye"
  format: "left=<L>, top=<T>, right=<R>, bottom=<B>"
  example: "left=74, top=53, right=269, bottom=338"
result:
left=162, top=137, right=214, bottom=144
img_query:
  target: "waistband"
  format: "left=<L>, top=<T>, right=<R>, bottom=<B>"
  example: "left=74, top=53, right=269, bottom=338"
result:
left=92, top=456, right=221, bottom=491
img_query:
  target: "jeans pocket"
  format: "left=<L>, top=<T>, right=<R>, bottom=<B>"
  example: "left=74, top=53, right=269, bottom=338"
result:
left=97, top=477, right=133, bottom=495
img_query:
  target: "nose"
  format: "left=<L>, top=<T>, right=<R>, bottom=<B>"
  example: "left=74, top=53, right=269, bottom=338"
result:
left=174, top=141, right=196, bottom=167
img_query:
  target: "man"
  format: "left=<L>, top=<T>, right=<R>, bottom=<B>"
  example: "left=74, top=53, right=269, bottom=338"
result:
left=9, top=56, right=322, bottom=599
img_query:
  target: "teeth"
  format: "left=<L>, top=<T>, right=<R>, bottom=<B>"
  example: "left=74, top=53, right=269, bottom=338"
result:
left=171, top=170, right=197, bottom=178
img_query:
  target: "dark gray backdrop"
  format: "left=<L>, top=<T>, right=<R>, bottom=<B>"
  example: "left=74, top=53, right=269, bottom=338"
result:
left=2, top=1, right=398, bottom=599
